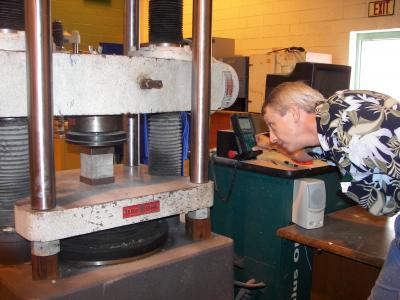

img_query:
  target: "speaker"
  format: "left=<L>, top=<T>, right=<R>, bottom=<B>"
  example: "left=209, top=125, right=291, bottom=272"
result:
left=292, top=178, right=326, bottom=229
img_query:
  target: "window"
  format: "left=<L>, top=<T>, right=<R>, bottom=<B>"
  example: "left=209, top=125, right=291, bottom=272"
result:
left=350, top=30, right=400, bottom=99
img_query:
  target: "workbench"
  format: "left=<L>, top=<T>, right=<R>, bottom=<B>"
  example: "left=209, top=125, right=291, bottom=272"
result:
left=277, top=206, right=395, bottom=299
left=277, top=206, right=394, bottom=268
left=210, top=150, right=351, bottom=300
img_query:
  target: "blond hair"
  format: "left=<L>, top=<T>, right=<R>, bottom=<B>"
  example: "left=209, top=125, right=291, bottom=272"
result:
left=262, top=81, right=325, bottom=115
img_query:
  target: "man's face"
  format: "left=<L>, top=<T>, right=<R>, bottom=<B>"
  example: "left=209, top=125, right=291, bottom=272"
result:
left=263, top=105, right=302, bottom=153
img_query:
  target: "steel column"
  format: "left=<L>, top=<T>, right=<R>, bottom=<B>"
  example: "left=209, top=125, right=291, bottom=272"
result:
left=25, top=0, right=56, bottom=211
left=190, top=0, right=212, bottom=183
left=123, top=114, right=140, bottom=166
left=124, top=0, right=140, bottom=54
left=124, top=0, right=140, bottom=167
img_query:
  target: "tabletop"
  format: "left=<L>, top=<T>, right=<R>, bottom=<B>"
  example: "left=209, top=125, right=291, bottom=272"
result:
left=277, top=206, right=396, bottom=267
left=212, top=150, right=337, bottom=179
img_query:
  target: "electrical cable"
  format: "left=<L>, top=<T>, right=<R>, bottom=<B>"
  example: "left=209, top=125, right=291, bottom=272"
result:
left=266, top=46, right=305, bottom=54
left=234, top=280, right=266, bottom=289
left=304, top=245, right=312, bottom=271
left=234, top=279, right=256, bottom=300
left=210, top=152, right=239, bottom=202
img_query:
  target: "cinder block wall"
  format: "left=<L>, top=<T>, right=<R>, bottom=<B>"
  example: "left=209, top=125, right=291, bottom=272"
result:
left=52, top=0, right=400, bottom=64
left=183, top=0, right=400, bottom=64
left=52, top=0, right=124, bottom=51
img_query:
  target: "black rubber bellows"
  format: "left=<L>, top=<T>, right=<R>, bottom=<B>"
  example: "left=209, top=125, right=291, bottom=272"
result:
left=149, top=0, right=183, bottom=45
left=0, top=0, right=25, bottom=31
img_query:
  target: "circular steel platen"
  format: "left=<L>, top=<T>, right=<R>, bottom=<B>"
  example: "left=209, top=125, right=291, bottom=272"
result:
left=65, top=131, right=127, bottom=147
left=60, top=219, right=169, bottom=265
left=67, top=116, right=124, bottom=133
left=66, top=115, right=127, bottom=146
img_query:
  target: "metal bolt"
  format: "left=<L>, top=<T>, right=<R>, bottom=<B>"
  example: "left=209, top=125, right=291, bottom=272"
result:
left=140, top=78, right=163, bottom=89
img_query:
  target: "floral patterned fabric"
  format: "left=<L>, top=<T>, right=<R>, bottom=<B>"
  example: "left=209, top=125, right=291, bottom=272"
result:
left=314, top=90, right=400, bottom=216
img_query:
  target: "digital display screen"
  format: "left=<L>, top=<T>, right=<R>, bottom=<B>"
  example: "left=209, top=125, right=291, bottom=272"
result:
left=238, top=118, right=252, bottom=130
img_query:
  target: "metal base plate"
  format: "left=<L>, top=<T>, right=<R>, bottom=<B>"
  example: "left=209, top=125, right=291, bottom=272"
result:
left=15, top=165, right=214, bottom=242
left=0, top=228, right=234, bottom=300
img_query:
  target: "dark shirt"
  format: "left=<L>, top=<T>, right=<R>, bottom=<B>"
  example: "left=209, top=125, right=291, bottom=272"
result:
left=314, top=90, right=400, bottom=216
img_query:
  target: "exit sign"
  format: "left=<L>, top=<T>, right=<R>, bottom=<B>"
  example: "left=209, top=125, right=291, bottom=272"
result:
left=368, top=0, right=395, bottom=17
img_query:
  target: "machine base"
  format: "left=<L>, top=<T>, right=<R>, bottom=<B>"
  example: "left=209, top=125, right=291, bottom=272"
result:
left=0, top=226, right=233, bottom=300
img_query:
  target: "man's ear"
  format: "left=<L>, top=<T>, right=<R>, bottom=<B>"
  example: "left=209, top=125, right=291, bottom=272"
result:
left=288, top=105, right=301, bottom=122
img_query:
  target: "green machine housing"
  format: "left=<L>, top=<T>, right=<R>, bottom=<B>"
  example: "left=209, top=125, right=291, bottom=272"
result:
left=210, top=154, right=351, bottom=300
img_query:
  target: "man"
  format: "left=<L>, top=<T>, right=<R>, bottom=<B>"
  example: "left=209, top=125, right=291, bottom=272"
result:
left=258, top=81, right=400, bottom=299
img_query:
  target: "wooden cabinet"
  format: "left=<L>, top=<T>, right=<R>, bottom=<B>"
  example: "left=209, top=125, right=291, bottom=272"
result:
left=54, top=137, right=80, bottom=171
left=209, top=111, right=233, bottom=149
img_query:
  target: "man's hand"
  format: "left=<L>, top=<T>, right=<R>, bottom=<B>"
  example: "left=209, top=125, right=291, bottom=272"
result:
left=253, top=133, right=272, bottom=150
left=253, top=133, right=289, bottom=153
left=253, top=133, right=288, bottom=153
left=289, top=150, right=314, bottom=162
left=253, top=133, right=314, bottom=163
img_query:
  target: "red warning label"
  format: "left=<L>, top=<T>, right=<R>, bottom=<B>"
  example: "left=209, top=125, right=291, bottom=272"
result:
left=123, top=200, right=160, bottom=219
